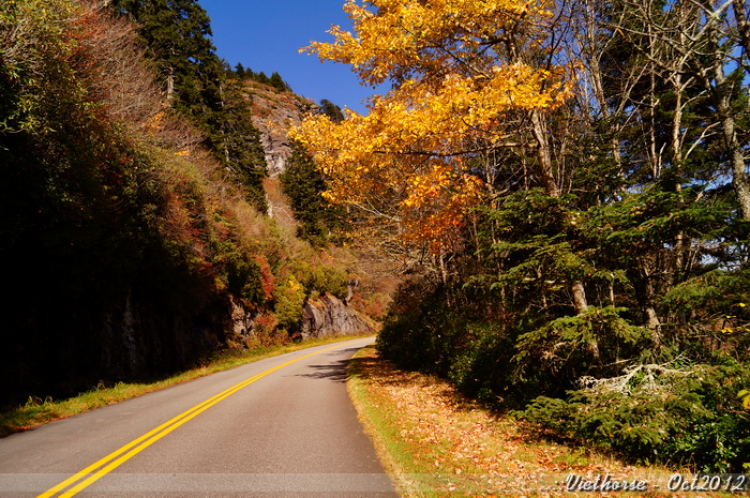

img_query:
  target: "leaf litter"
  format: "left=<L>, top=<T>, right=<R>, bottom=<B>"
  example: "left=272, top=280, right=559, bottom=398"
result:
left=349, top=346, right=727, bottom=497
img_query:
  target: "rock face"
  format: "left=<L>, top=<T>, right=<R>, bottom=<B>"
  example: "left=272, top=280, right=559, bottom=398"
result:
left=226, top=295, right=255, bottom=346
left=100, top=293, right=253, bottom=381
left=246, top=82, right=316, bottom=177
left=301, top=293, right=373, bottom=339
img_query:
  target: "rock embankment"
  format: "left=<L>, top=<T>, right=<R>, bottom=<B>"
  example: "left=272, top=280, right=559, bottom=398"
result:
left=301, top=293, right=373, bottom=339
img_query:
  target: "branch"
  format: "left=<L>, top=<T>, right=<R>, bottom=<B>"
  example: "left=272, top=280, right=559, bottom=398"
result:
left=578, top=357, right=692, bottom=395
left=370, top=142, right=522, bottom=158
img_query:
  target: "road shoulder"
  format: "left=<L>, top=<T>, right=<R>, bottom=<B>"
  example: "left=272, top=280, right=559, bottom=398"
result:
left=347, top=345, right=710, bottom=498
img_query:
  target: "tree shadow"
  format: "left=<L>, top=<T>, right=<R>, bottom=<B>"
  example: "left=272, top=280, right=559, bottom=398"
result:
left=296, top=346, right=378, bottom=383
left=297, top=360, right=350, bottom=382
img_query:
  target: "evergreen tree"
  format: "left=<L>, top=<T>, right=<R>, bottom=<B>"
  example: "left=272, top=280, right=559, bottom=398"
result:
left=280, top=142, right=347, bottom=246
left=221, top=79, right=268, bottom=210
left=110, top=0, right=268, bottom=210
left=255, top=71, right=270, bottom=85
left=269, top=71, right=288, bottom=92
left=111, top=0, right=223, bottom=120
left=299, top=0, right=750, bottom=472
left=234, top=62, right=245, bottom=79
left=319, top=99, right=344, bottom=122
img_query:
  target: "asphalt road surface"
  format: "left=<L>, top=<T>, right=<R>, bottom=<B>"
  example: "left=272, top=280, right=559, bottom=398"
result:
left=0, top=337, right=397, bottom=497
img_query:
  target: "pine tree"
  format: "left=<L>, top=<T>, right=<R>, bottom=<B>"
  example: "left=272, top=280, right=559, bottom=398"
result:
left=302, top=2, right=750, bottom=471
left=110, top=0, right=268, bottom=209
left=269, top=71, right=289, bottom=92
left=319, top=99, right=344, bottom=123
left=255, top=71, right=270, bottom=85
left=234, top=62, right=245, bottom=79
left=220, top=79, right=268, bottom=211
left=111, top=0, right=223, bottom=119
left=280, top=142, right=347, bottom=246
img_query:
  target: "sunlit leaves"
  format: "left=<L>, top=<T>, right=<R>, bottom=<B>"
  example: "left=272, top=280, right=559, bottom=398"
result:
left=305, top=0, right=555, bottom=86
left=0, top=0, right=83, bottom=134
left=293, top=0, right=570, bottom=253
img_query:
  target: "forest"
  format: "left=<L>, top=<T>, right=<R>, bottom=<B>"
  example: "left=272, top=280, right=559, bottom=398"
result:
left=2, top=0, right=750, bottom=476
left=293, top=0, right=750, bottom=473
left=0, top=0, right=384, bottom=411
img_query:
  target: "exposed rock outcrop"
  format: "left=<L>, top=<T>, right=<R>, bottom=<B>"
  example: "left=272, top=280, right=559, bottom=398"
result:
left=226, top=295, right=255, bottom=346
left=301, top=292, right=373, bottom=339
left=100, top=292, right=252, bottom=382
left=245, top=82, right=316, bottom=177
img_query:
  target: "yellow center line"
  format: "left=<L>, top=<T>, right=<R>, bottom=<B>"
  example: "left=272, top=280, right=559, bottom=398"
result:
left=37, top=341, right=356, bottom=498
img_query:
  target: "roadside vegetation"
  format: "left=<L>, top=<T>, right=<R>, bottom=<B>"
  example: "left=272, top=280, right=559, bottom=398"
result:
left=0, top=0, right=387, bottom=410
left=298, top=0, right=750, bottom=474
left=4, top=0, right=749, bottom=479
left=0, top=333, right=370, bottom=438
left=348, top=345, right=733, bottom=498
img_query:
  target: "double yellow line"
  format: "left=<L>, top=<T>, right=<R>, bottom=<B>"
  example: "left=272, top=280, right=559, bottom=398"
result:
left=37, top=342, right=350, bottom=498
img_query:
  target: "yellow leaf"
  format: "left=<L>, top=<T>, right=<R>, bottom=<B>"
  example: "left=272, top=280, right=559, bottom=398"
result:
left=291, top=0, right=568, bottom=254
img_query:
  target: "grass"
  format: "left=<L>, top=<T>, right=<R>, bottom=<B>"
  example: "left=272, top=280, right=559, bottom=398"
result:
left=347, top=345, right=730, bottom=498
left=0, top=334, right=371, bottom=438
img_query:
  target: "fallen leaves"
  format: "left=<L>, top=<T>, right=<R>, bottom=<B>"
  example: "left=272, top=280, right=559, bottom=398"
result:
left=349, top=346, right=707, bottom=497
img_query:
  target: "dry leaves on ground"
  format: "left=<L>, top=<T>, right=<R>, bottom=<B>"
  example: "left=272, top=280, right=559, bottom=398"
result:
left=351, top=347, right=727, bottom=498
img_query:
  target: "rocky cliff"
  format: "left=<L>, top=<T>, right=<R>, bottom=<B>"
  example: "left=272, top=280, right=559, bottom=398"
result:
left=242, top=81, right=373, bottom=341
left=301, top=292, right=374, bottom=339
left=244, top=81, right=315, bottom=177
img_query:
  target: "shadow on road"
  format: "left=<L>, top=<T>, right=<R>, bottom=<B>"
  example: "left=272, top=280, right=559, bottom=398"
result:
left=297, top=360, right=349, bottom=382
left=296, top=346, right=379, bottom=383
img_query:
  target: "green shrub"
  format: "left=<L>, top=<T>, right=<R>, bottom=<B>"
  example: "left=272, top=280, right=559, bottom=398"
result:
left=518, top=362, right=750, bottom=472
left=287, top=254, right=350, bottom=301
left=514, top=306, right=651, bottom=388
left=381, top=276, right=750, bottom=472
left=446, top=321, right=516, bottom=405
left=378, top=281, right=520, bottom=404
left=273, top=275, right=306, bottom=331
left=226, top=254, right=265, bottom=305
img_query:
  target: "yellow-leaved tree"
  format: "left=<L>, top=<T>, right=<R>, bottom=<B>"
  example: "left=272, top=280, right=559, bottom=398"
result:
left=291, top=0, right=571, bottom=255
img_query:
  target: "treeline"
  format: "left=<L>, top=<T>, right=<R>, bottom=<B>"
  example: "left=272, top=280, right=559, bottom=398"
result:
left=0, top=0, right=358, bottom=408
left=281, top=111, right=346, bottom=248
left=380, top=1, right=750, bottom=473
left=232, top=63, right=291, bottom=93
left=294, top=0, right=750, bottom=473
left=110, top=0, right=268, bottom=210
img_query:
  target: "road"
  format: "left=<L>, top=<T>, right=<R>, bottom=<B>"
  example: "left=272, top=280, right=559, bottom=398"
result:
left=0, top=337, right=397, bottom=497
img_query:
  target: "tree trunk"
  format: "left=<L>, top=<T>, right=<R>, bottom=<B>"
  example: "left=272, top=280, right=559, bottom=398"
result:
left=166, top=66, right=175, bottom=102
left=710, top=18, right=750, bottom=220
left=572, top=280, right=588, bottom=315
left=582, top=0, right=626, bottom=185
left=718, top=97, right=750, bottom=220
left=733, top=0, right=750, bottom=56
left=631, top=259, right=662, bottom=344
left=531, top=109, right=587, bottom=313
left=530, top=110, right=560, bottom=198
left=670, top=71, right=687, bottom=281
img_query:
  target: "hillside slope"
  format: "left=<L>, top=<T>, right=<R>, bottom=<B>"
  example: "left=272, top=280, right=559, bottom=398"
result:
left=0, top=0, right=378, bottom=409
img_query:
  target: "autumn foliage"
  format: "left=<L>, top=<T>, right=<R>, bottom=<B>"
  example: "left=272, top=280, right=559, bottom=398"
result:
left=292, top=0, right=571, bottom=253
left=0, top=0, right=377, bottom=408
left=295, top=0, right=750, bottom=473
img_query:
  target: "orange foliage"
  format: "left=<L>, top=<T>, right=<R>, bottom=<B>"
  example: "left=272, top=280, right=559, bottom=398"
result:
left=292, top=0, right=572, bottom=254
left=254, top=255, right=276, bottom=301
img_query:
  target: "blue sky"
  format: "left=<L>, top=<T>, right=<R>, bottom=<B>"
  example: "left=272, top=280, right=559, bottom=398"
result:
left=199, top=0, right=380, bottom=115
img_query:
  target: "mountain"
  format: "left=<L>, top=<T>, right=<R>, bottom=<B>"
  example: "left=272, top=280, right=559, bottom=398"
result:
left=0, top=1, right=383, bottom=408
